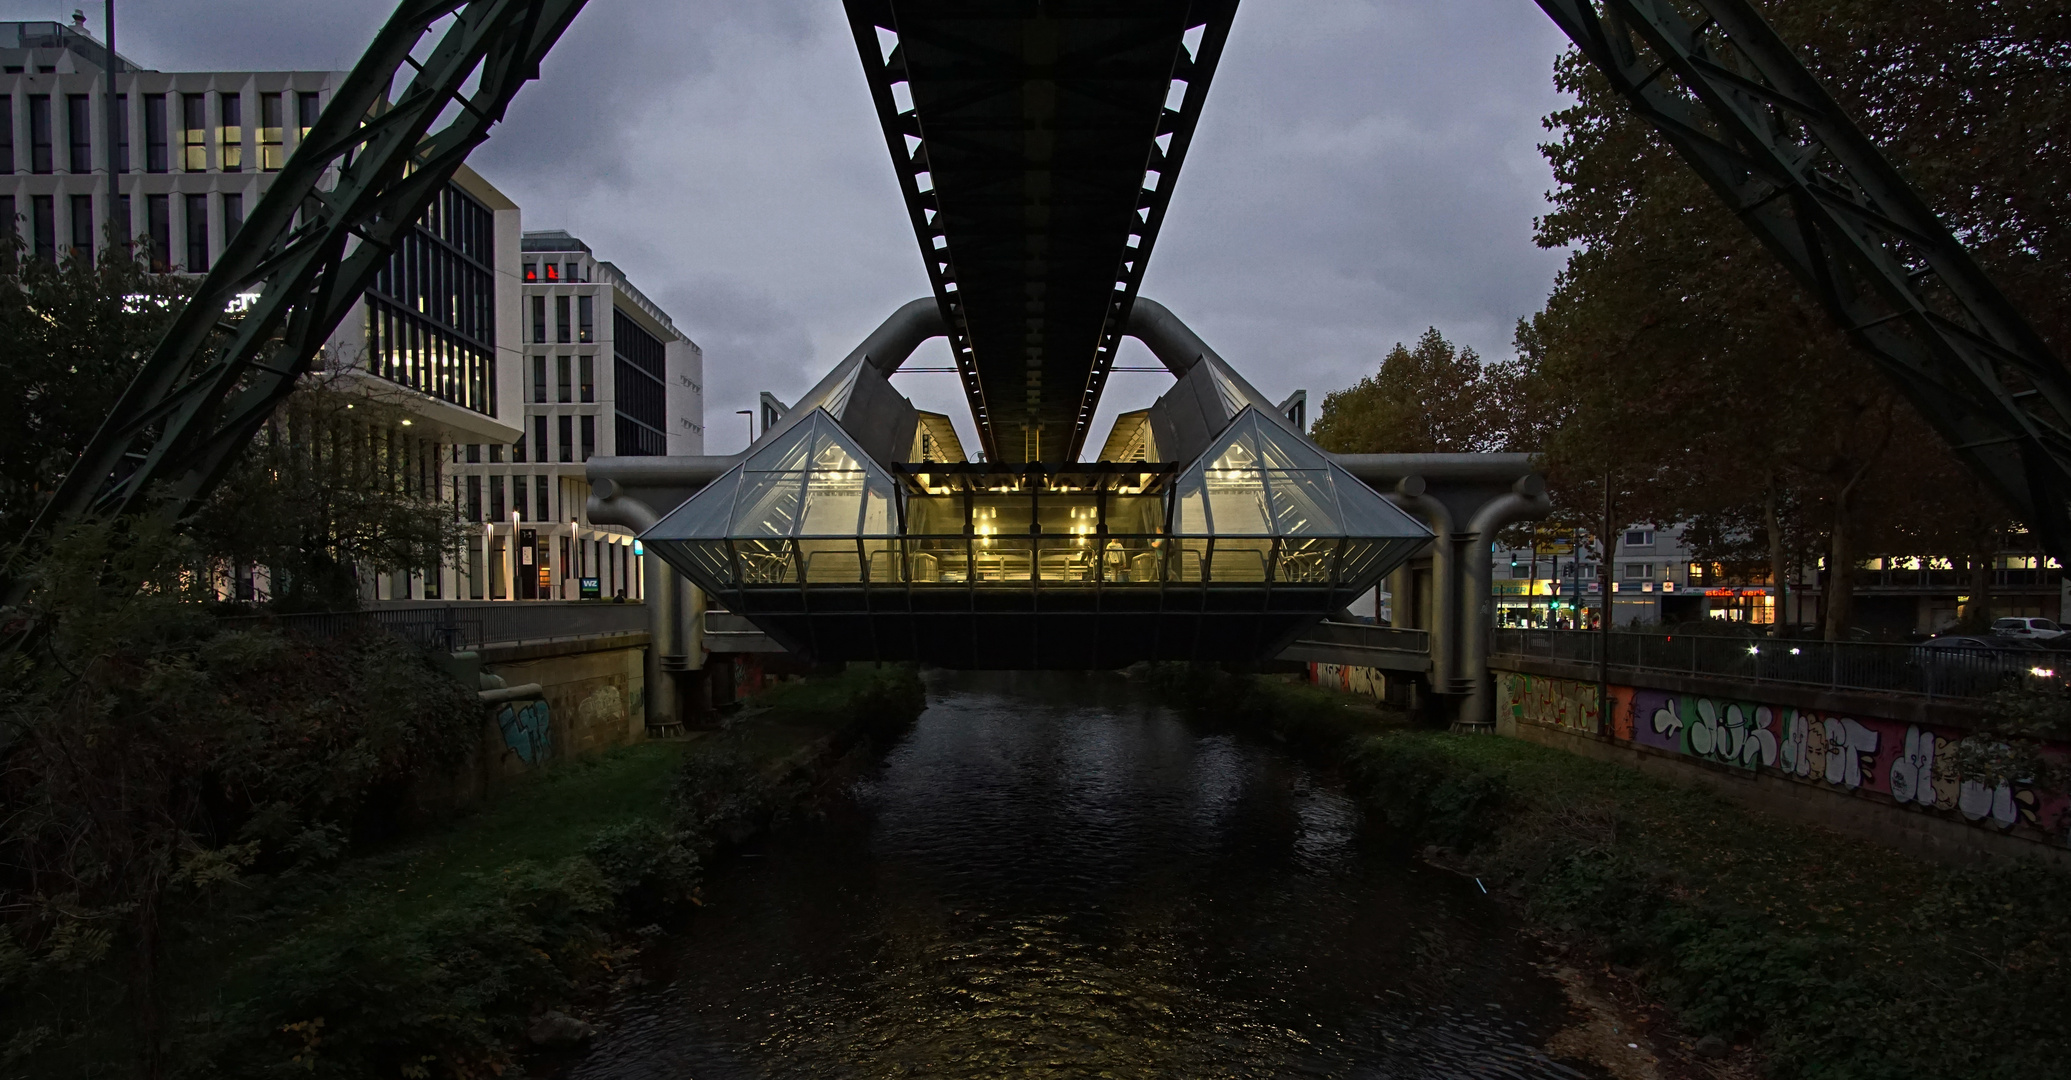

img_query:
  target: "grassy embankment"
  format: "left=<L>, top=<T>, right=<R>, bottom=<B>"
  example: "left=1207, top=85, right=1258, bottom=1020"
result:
left=1155, top=668, right=2071, bottom=1079
left=35, top=664, right=924, bottom=1080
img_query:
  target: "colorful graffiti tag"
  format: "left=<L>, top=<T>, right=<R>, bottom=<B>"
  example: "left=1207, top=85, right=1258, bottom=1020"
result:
left=1499, top=672, right=2070, bottom=841
left=496, top=700, right=552, bottom=765
left=1308, top=663, right=1389, bottom=703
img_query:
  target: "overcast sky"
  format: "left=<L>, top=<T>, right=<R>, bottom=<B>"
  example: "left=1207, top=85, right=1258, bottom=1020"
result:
left=26, top=0, right=1574, bottom=457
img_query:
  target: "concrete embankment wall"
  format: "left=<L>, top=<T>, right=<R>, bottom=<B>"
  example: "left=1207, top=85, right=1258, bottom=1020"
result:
left=1304, top=658, right=2071, bottom=865
left=476, top=632, right=650, bottom=779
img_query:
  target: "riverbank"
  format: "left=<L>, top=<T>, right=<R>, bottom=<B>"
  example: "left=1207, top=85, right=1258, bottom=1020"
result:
left=1153, top=667, right=2071, bottom=1079
left=11, top=664, right=924, bottom=1080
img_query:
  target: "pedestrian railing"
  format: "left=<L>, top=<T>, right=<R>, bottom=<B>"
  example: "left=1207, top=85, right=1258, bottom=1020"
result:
left=1489, top=628, right=2054, bottom=701
left=219, top=602, right=649, bottom=653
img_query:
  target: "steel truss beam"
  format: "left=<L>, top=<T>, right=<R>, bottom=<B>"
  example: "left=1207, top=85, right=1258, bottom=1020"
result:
left=1538, top=0, right=2071, bottom=556
left=10, top=0, right=586, bottom=589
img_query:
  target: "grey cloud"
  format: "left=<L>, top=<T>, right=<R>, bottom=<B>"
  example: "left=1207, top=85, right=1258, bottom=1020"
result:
left=25, top=0, right=1577, bottom=459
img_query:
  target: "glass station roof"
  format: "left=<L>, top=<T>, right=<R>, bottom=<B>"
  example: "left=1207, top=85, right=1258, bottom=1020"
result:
left=1170, top=408, right=1430, bottom=541
left=647, top=409, right=899, bottom=541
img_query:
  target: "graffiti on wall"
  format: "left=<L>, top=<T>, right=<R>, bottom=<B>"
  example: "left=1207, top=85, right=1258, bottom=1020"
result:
left=1309, top=663, right=1389, bottom=702
left=1498, top=672, right=2070, bottom=841
left=497, top=700, right=552, bottom=765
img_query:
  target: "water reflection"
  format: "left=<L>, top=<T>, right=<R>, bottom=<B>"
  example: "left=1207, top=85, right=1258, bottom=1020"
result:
left=559, top=672, right=1595, bottom=1079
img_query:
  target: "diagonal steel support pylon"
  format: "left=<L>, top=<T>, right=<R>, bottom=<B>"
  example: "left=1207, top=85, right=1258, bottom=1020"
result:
left=6, top=0, right=587, bottom=602
left=1537, top=0, right=2071, bottom=557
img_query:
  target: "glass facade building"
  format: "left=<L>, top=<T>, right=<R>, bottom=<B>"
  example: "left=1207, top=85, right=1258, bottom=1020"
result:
left=363, top=183, right=498, bottom=415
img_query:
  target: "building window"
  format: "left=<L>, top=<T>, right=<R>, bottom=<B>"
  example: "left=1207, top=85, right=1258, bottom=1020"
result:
left=114, top=93, right=129, bottom=172
left=0, top=197, right=13, bottom=242
left=531, top=356, right=547, bottom=403
left=514, top=477, right=529, bottom=521
left=0, top=95, right=11, bottom=174
left=531, top=295, right=546, bottom=343
left=66, top=94, right=90, bottom=173
left=183, top=193, right=208, bottom=271
left=1623, top=529, right=1654, bottom=548
left=466, top=475, right=482, bottom=522
left=222, top=192, right=243, bottom=246
left=181, top=94, right=207, bottom=171
left=536, top=475, right=551, bottom=522
left=579, top=355, right=594, bottom=403
left=297, top=91, right=321, bottom=140
left=219, top=93, right=243, bottom=172
left=466, top=443, right=481, bottom=464
left=558, top=415, right=573, bottom=463
left=29, top=95, right=53, bottom=173
left=145, top=93, right=168, bottom=173
left=31, top=195, right=55, bottom=262
left=259, top=93, right=284, bottom=170
left=534, top=415, right=548, bottom=464
left=146, top=193, right=170, bottom=271
left=555, top=295, right=571, bottom=343
left=68, top=193, right=91, bottom=256
left=488, top=443, right=504, bottom=464
left=544, top=262, right=559, bottom=282
left=115, top=194, right=130, bottom=249
left=513, top=429, right=527, bottom=463
left=523, top=262, right=537, bottom=282
left=613, top=309, right=669, bottom=456
left=577, top=294, right=595, bottom=342
left=488, top=474, right=504, bottom=520
left=557, top=356, right=572, bottom=403
left=580, top=415, right=595, bottom=462
left=363, top=182, right=499, bottom=414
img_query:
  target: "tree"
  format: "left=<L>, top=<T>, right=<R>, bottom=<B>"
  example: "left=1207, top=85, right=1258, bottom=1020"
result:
left=0, top=236, right=462, bottom=610
left=1310, top=328, right=1514, bottom=454
left=1516, top=1, right=2068, bottom=638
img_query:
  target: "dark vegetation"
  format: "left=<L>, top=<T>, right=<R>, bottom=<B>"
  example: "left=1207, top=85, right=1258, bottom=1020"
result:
left=1152, top=667, right=2071, bottom=1078
left=1, top=651, right=923, bottom=1080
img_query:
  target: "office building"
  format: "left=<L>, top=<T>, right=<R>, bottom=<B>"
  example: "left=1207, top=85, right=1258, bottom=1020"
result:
left=443, top=229, right=702, bottom=601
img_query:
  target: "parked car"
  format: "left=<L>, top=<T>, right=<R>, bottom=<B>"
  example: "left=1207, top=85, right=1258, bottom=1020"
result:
left=1990, top=616, right=2067, bottom=641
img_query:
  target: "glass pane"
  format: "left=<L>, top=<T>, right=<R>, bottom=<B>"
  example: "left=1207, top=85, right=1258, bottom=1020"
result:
left=973, top=536, right=1034, bottom=582
left=646, top=467, right=741, bottom=540
left=1275, top=537, right=1338, bottom=583
left=1171, top=484, right=1207, bottom=536
left=1252, top=415, right=1331, bottom=471
left=733, top=539, right=797, bottom=584
left=861, top=475, right=897, bottom=536
left=1204, top=468, right=1271, bottom=536
left=907, top=536, right=970, bottom=583
left=1211, top=539, right=1272, bottom=582
left=1263, top=469, right=1342, bottom=535
left=907, top=495, right=964, bottom=536
left=799, top=467, right=864, bottom=536
left=799, top=539, right=863, bottom=582
left=734, top=471, right=806, bottom=537
left=1106, top=495, right=1165, bottom=537
left=1167, top=539, right=1210, bottom=582
left=1328, top=463, right=1427, bottom=538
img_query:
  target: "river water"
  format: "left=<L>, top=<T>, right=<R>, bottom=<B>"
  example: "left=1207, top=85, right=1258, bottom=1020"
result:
left=559, top=672, right=1599, bottom=1079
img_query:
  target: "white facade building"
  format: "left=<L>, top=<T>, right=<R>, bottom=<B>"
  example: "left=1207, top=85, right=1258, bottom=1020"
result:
left=442, top=229, right=703, bottom=601
left=2, top=18, right=534, bottom=604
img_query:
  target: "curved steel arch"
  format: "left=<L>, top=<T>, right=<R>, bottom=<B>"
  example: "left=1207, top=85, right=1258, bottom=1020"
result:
left=12, top=0, right=2070, bottom=605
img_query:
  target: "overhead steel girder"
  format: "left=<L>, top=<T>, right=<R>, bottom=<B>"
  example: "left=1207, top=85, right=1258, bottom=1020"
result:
left=1537, top=0, right=2071, bottom=557
left=13, top=0, right=587, bottom=579
left=843, top=2, right=1239, bottom=465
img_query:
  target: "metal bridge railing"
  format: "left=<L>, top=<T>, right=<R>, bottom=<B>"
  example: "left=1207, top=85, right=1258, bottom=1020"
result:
left=1296, top=620, right=1432, bottom=655
left=1489, top=628, right=2054, bottom=701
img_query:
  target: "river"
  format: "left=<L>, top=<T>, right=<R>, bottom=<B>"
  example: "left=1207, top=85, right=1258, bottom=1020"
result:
left=556, top=671, right=1602, bottom=1079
